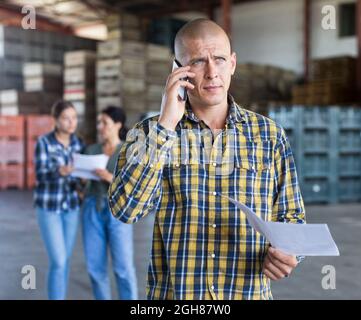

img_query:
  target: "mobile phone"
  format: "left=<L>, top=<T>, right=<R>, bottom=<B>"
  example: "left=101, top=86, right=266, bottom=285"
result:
left=172, top=59, right=188, bottom=101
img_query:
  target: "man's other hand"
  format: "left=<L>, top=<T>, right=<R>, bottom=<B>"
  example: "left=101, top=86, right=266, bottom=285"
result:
left=262, top=246, right=298, bottom=280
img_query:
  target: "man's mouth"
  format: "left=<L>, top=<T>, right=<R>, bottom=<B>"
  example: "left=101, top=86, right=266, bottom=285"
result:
left=203, top=85, right=222, bottom=91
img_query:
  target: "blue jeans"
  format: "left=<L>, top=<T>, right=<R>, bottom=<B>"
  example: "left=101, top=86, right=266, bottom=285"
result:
left=82, top=196, right=138, bottom=300
left=36, top=207, right=80, bottom=300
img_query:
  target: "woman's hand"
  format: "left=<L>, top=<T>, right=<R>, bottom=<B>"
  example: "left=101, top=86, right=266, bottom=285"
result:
left=94, top=169, right=113, bottom=183
left=59, top=165, right=74, bottom=177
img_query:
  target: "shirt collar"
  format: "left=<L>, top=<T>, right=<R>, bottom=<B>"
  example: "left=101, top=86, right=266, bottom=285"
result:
left=50, top=130, right=79, bottom=148
left=183, top=94, right=248, bottom=125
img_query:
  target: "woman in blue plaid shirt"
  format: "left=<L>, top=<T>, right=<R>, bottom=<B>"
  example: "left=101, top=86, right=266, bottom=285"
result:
left=34, top=100, right=84, bottom=300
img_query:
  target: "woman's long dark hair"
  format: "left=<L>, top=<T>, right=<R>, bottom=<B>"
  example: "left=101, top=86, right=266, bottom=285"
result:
left=101, top=106, right=128, bottom=140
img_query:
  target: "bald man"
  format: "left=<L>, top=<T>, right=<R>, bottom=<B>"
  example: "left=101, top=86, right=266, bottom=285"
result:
left=109, top=19, right=306, bottom=300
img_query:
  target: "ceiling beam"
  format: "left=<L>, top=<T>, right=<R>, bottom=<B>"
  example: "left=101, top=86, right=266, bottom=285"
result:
left=0, top=3, right=74, bottom=33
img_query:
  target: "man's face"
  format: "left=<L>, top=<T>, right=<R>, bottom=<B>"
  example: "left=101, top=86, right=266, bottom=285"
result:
left=180, top=33, right=236, bottom=108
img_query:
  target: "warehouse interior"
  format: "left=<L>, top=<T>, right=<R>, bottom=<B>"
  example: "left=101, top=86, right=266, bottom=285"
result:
left=0, top=0, right=360, bottom=300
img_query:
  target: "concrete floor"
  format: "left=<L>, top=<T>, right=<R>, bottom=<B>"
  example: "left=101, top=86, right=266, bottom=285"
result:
left=0, top=190, right=360, bottom=300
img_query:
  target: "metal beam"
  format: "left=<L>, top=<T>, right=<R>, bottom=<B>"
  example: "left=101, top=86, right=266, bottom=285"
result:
left=0, top=3, right=74, bottom=34
left=357, top=0, right=361, bottom=101
left=304, top=0, right=311, bottom=82
left=221, top=0, right=232, bottom=37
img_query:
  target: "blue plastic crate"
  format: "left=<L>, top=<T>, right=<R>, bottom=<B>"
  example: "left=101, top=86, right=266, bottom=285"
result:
left=302, top=107, right=331, bottom=128
left=338, top=178, right=361, bottom=202
left=301, top=178, right=330, bottom=203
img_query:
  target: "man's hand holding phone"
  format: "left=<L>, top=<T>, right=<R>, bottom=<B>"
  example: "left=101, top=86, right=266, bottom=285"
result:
left=158, top=60, right=195, bottom=131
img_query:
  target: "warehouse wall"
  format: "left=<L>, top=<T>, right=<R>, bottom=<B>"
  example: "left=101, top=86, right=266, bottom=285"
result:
left=214, top=0, right=357, bottom=74
left=311, top=0, right=357, bottom=59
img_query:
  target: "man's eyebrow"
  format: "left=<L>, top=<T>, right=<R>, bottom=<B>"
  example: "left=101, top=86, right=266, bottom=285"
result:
left=189, top=57, right=207, bottom=64
left=213, top=54, right=227, bottom=59
left=189, top=54, right=227, bottom=64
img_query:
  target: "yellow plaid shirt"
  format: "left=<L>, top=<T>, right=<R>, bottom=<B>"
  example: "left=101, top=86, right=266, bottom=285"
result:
left=109, top=95, right=306, bottom=300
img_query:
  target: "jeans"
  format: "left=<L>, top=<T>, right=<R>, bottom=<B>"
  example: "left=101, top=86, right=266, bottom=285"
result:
left=82, top=196, right=138, bottom=300
left=36, top=207, right=80, bottom=300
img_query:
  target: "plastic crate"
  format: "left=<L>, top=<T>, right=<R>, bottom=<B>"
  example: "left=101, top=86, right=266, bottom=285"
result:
left=26, top=162, right=35, bottom=189
left=339, top=129, right=361, bottom=152
left=302, top=154, right=330, bottom=177
left=268, top=105, right=299, bottom=129
left=268, top=104, right=361, bottom=204
left=338, top=108, right=361, bottom=129
left=25, top=115, right=54, bottom=139
left=26, top=138, right=37, bottom=164
left=302, top=107, right=331, bottom=128
left=301, top=178, right=330, bottom=203
left=338, top=154, right=361, bottom=176
left=0, top=116, right=24, bottom=138
left=0, top=139, right=24, bottom=164
left=338, top=178, right=361, bottom=202
left=303, top=129, right=329, bottom=152
left=0, top=163, right=25, bottom=189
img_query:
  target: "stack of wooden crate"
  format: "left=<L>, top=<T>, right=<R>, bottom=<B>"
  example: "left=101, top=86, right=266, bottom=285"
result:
left=145, top=44, right=172, bottom=112
left=25, top=115, right=54, bottom=189
left=0, top=25, right=96, bottom=91
left=230, top=63, right=297, bottom=109
left=96, top=13, right=147, bottom=126
left=63, top=50, right=96, bottom=144
left=292, top=56, right=357, bottom=105
left=22, top=62, right=63, bottom=93
left=0, top=90, right=60, bottom=115
left=105, top=13, right=143, bottom=42
left=0, top=116, right=25, bottom=189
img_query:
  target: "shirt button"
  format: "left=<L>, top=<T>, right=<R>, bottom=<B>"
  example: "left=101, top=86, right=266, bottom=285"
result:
left=161, top=137, right=166, bottom=142
left=212, top=191, right=217, bottom=196
left=212, top=224, right=216, bottom=228
left=212, top=162, right=217, bottom=167
left=175, top=163, right=180, bottom=167
left=211, top=253, right=215, bottom=258
left=149, top=164, right=154, bottom=168
left=211, top=285, right=215, bottom=291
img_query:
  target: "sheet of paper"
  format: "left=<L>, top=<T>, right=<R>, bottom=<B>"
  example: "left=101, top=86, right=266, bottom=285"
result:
left=71, top=153, right=109, bottom=181
left=221, top=194, right=340, bottom=256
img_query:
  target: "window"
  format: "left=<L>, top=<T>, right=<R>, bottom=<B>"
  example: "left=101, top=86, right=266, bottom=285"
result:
left=339, top=2, right=356, bottom=37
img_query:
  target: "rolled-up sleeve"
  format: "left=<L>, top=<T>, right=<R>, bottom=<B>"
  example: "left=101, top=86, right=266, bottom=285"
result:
left=272, top=126, right=306, bottom=224
left=35, top=137, right=60, bottom=182
left=272, top=125, right=306, bottom=263
left=108, top=121, right=177, bottom=224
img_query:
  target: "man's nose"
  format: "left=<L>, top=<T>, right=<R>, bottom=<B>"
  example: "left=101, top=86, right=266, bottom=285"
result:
left=205, top=61, right=218, bottom=80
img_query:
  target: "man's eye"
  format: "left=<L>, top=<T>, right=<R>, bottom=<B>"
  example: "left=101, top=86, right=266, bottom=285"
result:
left=192, top=60, right=203, bottom=65
left=216, top=57, right=226, bottom=62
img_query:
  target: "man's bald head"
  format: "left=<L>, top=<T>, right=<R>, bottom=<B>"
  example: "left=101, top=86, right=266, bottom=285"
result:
left=174, top=18, right=232, bottom=61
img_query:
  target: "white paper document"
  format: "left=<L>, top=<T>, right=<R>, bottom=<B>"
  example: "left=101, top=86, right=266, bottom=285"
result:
left=71, top=153, right=109, bottom=181
left=221, top=194, right=340, bottom=256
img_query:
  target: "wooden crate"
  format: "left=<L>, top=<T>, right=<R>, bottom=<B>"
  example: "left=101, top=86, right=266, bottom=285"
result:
left=24, top=76, right=63, bottom=92
left=64, top=50, right=96, bottom=67
left=22, top=62, right=62, bottom=78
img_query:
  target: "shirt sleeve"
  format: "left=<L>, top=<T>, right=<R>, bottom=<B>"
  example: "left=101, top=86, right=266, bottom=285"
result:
left=108, top=121, right=177, bottom=224
left=272, top=126, right=306, bottom=263
left=272, top=126, right=306, bottom=224
left=34, top=137, right=60, bottom=182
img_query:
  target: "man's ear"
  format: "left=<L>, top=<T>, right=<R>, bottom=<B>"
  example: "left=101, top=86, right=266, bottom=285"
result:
left=230, top=52, right=237, bottom=76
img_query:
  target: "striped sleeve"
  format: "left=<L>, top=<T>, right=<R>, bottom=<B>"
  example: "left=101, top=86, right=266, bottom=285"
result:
left=108, top=121, right=177, bottom=224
